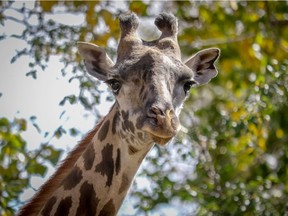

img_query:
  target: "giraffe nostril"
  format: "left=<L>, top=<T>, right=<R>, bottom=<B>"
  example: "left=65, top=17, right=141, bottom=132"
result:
left=148, top=106, right=165, bottom=118
left=166, top=109, right=174, bottom=119
left=147, top=105, right=177, bottom=129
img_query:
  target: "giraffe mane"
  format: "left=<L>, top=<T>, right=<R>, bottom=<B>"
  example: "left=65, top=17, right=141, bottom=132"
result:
left=18, top=118, right=105, bottom=216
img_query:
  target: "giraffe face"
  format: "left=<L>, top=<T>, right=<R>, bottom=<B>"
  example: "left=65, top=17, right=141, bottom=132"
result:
left=77, top=13, right=220, bottom=145
left=106, top=50, right=194, bottom=145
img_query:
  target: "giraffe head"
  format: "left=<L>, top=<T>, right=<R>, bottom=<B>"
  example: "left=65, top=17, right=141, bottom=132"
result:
left=78, top=13, right=220, bottom=145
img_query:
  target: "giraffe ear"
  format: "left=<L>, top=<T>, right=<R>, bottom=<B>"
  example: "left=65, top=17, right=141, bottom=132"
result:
left=77, top=42, right=114, bottom=81
left=185, top=48, right=220, bottom=85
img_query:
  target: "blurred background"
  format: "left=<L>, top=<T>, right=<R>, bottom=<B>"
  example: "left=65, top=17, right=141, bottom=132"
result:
left=0, top=1, right=288, bottom=215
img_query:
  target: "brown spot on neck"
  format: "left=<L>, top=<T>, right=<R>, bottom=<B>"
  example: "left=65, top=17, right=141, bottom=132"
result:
left=115, top=148, right=121, bottom=175
left=54, top=196, right=72, bottom=216
left=112, top=110, right=120, bottom=134
left=118, top=173, right=130, bottom=194
left=95, top=143, right=114, bottom=187
left=137, top=132, right=144, bottom=141
left=128, top=144, right=139, bottom=155
left=98, top=199, right=116, bottom=216
left=61, top=166, right=83, bottom=190
left=98, top=120, right=110, bottom=141
left=75, top=181, right=99, bottom=216
left=40, top=196, right=56, bottom=216
left=121, top=110, right=135, bottom=133
left=83, top=143, right=95, bottom=170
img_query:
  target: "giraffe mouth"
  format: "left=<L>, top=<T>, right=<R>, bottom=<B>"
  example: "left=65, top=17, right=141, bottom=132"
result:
left=149, top=133, right=174, bottom=145
left=142, top=123, right=178, bottom=145
left=140, top=107, right=180, bottom=145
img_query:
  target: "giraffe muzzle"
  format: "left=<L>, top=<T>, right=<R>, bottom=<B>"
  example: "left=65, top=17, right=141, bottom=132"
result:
left=143, top=105, right=180, bottom=145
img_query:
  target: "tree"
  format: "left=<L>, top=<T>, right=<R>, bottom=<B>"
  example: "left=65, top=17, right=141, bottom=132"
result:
left=0, top=117, right=62, bottom=215
left=0, top=1, right=287, bottom=215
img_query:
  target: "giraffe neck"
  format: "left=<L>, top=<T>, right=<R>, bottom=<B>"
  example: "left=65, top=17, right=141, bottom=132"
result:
left=18, top=118, right=104, bottom=216
left=37, top=104, right=154, bottom=216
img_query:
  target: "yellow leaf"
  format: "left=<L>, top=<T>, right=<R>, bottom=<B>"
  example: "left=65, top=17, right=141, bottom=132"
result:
left=99, top=9, right=114, bottom=25
left=129, top=1, right=148, bottom=14
left=86, top=2, right=98, bottom=27
left=39, top=0, right=58, bottom=12
left=231, top=107, right=245, bottom=122
left=246, top=147, right=254, bottom=154
left=258, top=137, right=266, bottom=151
left=248, top=123, right=258, bottom=136
left=276, top=129, right=284, bottom=138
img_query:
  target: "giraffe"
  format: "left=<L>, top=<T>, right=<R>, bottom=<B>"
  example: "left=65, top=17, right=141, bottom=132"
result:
left=18, top=12, right=220, bottom=216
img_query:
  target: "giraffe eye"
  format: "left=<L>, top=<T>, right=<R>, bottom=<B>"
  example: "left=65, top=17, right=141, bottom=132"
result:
left=183, top=80, right=196, bottom=94
left=107, top=79, right=122, bottom=94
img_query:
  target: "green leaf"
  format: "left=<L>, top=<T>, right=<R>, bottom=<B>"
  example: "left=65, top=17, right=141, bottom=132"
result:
left=79, top=96, right=92, bottom=110
left=26, top=70, right=37, bottom=79
left=54, top=126, right=66, bottom=139
left=41, top=145, right=62, bottom=166
left=27, top=163, right=47, bottom=176
left=15, top=118, right=27, bottom=131
left=59, top=95, right=77, bottom=106
left=0, top=117, right=9, bottom=128
left=69, top=128, right=80, bottom=137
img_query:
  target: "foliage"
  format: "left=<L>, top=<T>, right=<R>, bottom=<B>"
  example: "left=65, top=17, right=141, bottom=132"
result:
left=0, top=117, right=62, bottom=216
left=0, top=1, right=288, bottom=215
left=180, top=2, right=288, bottom=215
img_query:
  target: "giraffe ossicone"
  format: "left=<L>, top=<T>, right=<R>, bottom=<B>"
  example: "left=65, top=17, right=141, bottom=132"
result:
left=19, top=12, right=220, bottom=216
